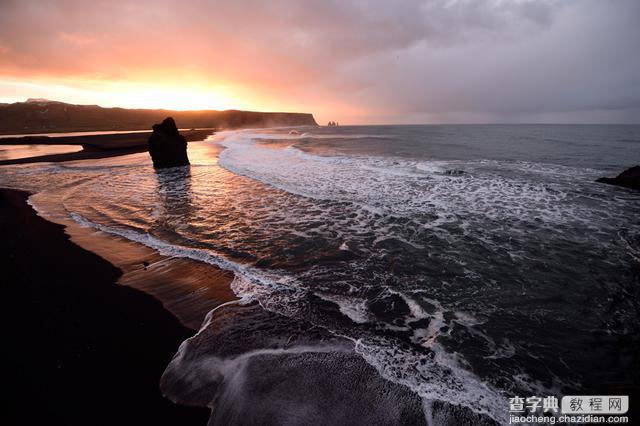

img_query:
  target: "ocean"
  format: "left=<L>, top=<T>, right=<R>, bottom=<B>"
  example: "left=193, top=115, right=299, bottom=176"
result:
left=1, top=124, right=639, bottom=424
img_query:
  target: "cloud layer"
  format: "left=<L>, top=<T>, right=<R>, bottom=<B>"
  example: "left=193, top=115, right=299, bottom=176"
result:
left=1, top=0, right=639, bottom=123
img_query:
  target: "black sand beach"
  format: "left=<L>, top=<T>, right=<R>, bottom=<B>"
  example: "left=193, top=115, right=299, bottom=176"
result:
left=0, top=189, right=209, bottom=425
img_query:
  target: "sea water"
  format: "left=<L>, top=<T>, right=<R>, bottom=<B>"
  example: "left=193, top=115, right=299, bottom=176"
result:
left=1, top=124, right=639, bottom=424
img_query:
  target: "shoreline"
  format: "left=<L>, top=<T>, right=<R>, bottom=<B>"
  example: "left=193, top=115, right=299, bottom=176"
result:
left=0, top=129, right=215, bottom=165
left=1, top=189, right=212, bottom=425
left=28, top=189, right=237, bottom=330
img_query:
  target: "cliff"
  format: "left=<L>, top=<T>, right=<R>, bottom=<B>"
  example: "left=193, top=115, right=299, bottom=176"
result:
left=0, top=100, right=318, bottom=134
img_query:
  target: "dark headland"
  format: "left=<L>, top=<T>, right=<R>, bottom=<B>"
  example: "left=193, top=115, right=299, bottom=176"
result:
left=0, top=189, right=209, bottom=426
left=0, top=98, right=318, bottom=135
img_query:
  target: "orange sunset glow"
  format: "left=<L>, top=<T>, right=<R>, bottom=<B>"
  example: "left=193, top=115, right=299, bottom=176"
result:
left=2, top=2, right=640, bottom=426
left=1, top=77, right=259, bottom=111
left=0, top=1, right=372, bottom=124
left=1, top=1, right=639, bottom=123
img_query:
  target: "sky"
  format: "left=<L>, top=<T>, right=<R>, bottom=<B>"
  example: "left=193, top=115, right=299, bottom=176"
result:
left=0, top=0, right=639, bottom=124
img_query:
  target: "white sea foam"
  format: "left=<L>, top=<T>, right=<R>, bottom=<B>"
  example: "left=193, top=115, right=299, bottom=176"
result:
left=69, top=209, right=508, bottom=423
left=209, top=128, right=640, bottom=424
left=314, top=292, right=370, bottom=324
left=216, top=129, right=631, bottom=236
left=353, top=337, right=508, bottom=424
left=69, top=212, right=303, bottom=305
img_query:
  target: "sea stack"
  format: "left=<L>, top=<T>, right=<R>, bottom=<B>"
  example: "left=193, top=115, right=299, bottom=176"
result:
left=595, top=165, right=640, bottom=191
left=147, top=117, right=190, bottom=168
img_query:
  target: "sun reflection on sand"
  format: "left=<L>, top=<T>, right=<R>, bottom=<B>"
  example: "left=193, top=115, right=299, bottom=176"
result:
left=0, top=144, right=83, bottom=160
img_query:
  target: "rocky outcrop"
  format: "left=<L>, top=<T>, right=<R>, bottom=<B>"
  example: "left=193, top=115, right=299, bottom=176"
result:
left=147, top=117, right=189, bottom=168
left=596, top=166, right=640, bottom=190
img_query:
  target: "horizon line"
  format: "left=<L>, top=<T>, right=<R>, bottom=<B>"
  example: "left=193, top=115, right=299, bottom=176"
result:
left=3, top=98, right=639, bottom=126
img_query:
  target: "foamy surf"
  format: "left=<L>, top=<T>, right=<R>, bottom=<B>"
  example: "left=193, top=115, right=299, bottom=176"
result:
left=67, top=205, right=508, bottom=423
left=1, top=124, right=638, bottom=425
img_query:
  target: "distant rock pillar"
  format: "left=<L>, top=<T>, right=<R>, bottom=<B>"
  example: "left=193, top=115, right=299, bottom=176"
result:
left=147, top=117, right=190, bottom=168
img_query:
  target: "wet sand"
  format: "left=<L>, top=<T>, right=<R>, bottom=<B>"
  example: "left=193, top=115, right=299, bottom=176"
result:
left=48, top=206, right=237, bottom=330
left=0, top=129, right=214, bottom=165
left=0, top=189, right=223, bottom=425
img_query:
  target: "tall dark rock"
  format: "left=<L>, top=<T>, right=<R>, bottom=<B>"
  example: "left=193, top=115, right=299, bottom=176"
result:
left=147, top=117, right=190, bottom=168
left=596, top=166, right=640, bottom=191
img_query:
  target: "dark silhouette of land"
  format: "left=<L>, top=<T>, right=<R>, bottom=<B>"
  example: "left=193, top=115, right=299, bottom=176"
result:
left=0, top=98, right=317, bottom=135
left=0, top=189, right=209, bottom=426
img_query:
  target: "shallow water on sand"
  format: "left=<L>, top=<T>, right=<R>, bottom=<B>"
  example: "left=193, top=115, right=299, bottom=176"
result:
left=1, top=125, right=639, bottom=424
left=0, top=144, right=83, bottom=160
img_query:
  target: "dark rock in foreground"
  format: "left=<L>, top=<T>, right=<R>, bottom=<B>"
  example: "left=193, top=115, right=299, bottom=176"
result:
left=596, top=165, right=640, bottom=190
left=148, top=117, right=190, bottom=168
